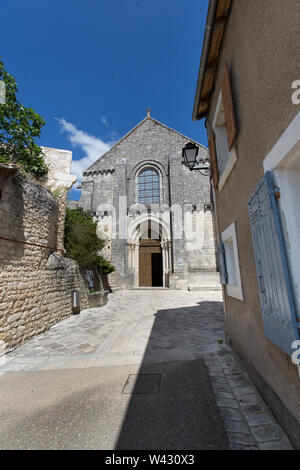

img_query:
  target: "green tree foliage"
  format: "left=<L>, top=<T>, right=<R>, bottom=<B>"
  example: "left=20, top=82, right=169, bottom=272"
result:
left=97, top=257, right=115, bottom=275
left=64, top=207, right=115, bottom=275
left=0, top=58, right=48, bottom=178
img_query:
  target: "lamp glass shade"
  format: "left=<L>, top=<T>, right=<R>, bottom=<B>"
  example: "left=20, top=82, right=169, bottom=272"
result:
left=182, top=142, right=199, bottom=169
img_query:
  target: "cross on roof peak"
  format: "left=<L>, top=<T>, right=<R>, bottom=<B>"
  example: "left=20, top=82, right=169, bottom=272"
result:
left=147, top=107, right=151, bottom=117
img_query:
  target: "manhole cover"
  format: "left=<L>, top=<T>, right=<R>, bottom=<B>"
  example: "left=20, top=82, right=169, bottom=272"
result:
left=122, top=374, right=161, bottom=394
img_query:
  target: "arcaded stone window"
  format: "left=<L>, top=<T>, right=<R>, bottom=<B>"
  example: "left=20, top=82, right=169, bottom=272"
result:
left=138, top=168, right=160, bottom=205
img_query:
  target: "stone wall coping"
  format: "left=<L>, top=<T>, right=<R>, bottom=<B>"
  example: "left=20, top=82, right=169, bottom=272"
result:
left=41, top=146, right=72, bottom=155
left=0, top=163, right=20, bottom=179
left=83, top=168, right=115, bottom=177
left=88, top=290, right=110, bottom=295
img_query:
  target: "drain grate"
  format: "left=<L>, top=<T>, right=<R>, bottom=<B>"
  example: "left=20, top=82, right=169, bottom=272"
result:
left=122, top=374, right=161, bottom=394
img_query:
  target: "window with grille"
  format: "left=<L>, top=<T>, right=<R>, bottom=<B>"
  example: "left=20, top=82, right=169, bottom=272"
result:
left=138, top=168, right=160, bottom=205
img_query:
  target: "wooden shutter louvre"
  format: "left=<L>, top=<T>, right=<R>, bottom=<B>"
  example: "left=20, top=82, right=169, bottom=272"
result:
left=221, top=63, right=237, bottom=151
left=248, top=171, right=299, bottom=357
left=208, top=132, right=219, bottom=189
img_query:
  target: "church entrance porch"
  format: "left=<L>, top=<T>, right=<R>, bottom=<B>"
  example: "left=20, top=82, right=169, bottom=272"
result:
left=139, top=239, right=163, bottom=287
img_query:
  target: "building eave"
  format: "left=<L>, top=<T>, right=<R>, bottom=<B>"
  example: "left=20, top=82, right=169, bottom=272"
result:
left=192, top=0, right=232, bottom=121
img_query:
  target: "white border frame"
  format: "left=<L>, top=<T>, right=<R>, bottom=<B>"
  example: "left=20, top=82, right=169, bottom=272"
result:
left=263, top=112, right=300, bottom=173
left=222, top=222, right=244, bottom=301
left=263, top=111, right=300, bottom=378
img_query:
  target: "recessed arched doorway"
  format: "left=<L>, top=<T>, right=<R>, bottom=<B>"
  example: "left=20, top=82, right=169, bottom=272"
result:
left=139, top=238, right=163, bottom=287
left=127, top=215, right=171, bottom=288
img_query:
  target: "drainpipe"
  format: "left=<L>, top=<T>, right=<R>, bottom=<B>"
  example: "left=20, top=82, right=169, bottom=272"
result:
left=192, top=0, right=218, bottom=121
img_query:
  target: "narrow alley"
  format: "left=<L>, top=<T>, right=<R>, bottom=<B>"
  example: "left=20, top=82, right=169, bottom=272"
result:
left=0, top=290, right=291, bottom=450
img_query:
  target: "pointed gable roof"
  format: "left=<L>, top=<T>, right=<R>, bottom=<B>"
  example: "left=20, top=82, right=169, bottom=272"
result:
left=84, top=115, right=207, bottom=175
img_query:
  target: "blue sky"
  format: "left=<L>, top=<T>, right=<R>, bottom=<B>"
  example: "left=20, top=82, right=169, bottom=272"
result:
left=1, top=0, right=209, bottom=200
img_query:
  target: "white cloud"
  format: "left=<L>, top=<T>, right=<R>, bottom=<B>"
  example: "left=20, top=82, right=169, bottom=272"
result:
left=101, top=116, right=108, bottom=127
left=56, top=117, right=115, bottom=179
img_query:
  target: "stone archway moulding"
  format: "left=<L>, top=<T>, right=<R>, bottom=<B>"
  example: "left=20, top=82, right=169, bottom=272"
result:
left=127, top=214, right=172, bottom=288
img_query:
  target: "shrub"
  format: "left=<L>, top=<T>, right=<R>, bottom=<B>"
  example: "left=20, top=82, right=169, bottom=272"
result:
left=64, top=207, right=115, bottom=275
left=97, top=256, right=115, bottom=275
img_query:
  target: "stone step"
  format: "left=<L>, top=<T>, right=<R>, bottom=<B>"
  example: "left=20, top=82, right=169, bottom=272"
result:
left=130, top=287, right=171, bottom=290
left=188, top=285, right=222, bottom=291
left=108, top=283, right=126, bottom=291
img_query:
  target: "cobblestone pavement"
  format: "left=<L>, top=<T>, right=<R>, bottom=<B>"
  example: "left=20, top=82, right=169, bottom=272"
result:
left=0, top=289, right=293, bottom=450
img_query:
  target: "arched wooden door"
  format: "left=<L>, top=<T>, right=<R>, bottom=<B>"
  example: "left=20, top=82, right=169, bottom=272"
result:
left=139, top=238, right=163, bottom=287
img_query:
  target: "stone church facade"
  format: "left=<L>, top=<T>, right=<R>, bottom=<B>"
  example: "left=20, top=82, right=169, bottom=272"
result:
left=78, top=112, right=218, bottom=290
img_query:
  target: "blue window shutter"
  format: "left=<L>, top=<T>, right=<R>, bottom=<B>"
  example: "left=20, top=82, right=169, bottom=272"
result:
left=217, top=242, right=228, bottom=285
left=248, top=171, right=299, bottom=356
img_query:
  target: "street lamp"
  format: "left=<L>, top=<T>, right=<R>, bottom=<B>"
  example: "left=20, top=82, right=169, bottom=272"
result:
left=182, top=142, right=199, bottom=169
left=182, top=142, right=210, bottom=176
left=182, top=141, right=214, bottom=210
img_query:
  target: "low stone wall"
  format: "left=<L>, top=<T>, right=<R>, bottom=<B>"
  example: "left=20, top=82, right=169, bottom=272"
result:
left=87, top=291, right=109, bottom=308
left=0, top=168, right=88, bottom=355
left=0, top=254, right=89, bottom=353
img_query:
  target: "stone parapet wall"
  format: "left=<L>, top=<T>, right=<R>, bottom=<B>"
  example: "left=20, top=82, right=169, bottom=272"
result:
left=41, top=147, right=77, bottom=255
left=0, top=254, right=88, bottom=353
left=0, top=156, right=88, bottom=355
left=87, top=291, right=109, bottom=309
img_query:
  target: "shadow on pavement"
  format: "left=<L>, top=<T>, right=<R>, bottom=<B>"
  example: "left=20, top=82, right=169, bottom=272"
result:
left=115, top=301, right=229, bottom=450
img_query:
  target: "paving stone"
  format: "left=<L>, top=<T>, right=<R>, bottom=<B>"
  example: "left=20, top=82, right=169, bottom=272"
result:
left=222, top=361, right=240, bottom=370
left=0, top=356, right=14, bottom=366
left=233, top=386, right=258, bottom=397
left=247, top=414, right=273, bottom=426
left=227, top=432, right=256, bottom=446
left=238, top=394, right=261, bottom=407
left=227, top=375, right=251, bottom=388
left=202, top=357, right=220, bottom=366
left=208, top=371, right=226, bottom=379
left=258, top=441, right=293, bottom=450
left=206, top=362, right=223, bottom=369
left=251, top=424, right=281, bottom=443
left=220, top=407, right=245, bottom=422
left=212, top=383, right=233, bottom=393
left=206, top=366, right=224, bottom=373
left=224, top=367, right=243, bottom=375
left=215, top=391, right=235, bottom=400
left=22, top=364, right=47, bottom=371
left=216, top=398, right=240, bottom=409
left=0, top=363, right=25, bottom=371
left=224, top=420, right=251, bottom=435
left=217, top=350, right=232, bottom=358
left=10, top=357, right=49, bottom=365
left=242, top=404, right=267, bottom=417
left=210, top=379, right=230, bottom=389
left=230, top=443, right=258, bottom=450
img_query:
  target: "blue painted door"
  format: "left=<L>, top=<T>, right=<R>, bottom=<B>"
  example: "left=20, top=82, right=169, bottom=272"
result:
left=248, top=171, right=299, bottom=356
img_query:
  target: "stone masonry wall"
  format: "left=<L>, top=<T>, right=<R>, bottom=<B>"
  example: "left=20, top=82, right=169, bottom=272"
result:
left=0, top=158, right=88, bottom=355
left=79, top=116, right=218, bottom=289
left=41, top=147, right=77, bottom=254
